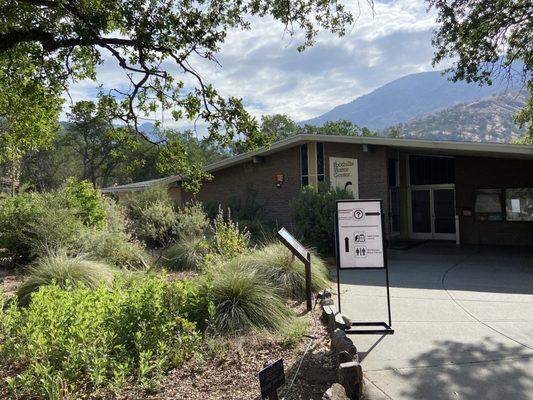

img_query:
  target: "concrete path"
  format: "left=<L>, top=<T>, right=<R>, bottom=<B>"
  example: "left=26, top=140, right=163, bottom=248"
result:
left=336, top=242, right=533, bottom=400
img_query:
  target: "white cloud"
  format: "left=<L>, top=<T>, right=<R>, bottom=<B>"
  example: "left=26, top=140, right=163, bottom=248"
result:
left=64, top=0, right=440, bottom=126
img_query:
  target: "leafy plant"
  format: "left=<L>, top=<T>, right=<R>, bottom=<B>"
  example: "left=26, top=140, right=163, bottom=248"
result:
left=242, top=243, right=330, bottom=300
left=290, top=183, right=351, bottom=254
left=125, top=185, right=178, bottom=247
left=2, top=276, right=202, bottom=398
left=209, top=207, right=250, bottom=260
left=63, top=179, right=107, bottom=229
left=17, top=252, right=116, bottom=306
left=176, top=201, right=210, bottom=239
left=205, top=259, right=292, bottom=334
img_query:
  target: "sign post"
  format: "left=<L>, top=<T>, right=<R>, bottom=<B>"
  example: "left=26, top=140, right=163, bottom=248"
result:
left=277, top=228, right=312, bottom=311
left=335, top=199, right=394, bottom=335
left=259, top=359, right=285, bottom=400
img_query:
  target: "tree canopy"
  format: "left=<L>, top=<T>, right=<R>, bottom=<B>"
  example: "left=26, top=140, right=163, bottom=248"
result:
left=429, top=0, right=532, bottom=137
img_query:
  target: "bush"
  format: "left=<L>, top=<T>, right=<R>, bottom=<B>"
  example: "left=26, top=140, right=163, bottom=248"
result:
left=209, top=207, right=250, bottom=260
left=205, top=259, right=292, bottom=334
left=162, top=236, right=210, bottom=271
left=125, top=185, right=178, bottom=247
left=290, top=184, right=352, bottom=254
left=79, top=229, right=150, bottom=270
left=63, top=179, right=107, bottom=229
left=2, top=277, right=201, bottom=397
left=17, top=252, right=116, bottom=306
left=0, top=192, right=88, bottom=262
left=241, top=243, right=330, bottom=300
left=0, top=182, right=113, bottom=263
left=176, top=201, right=209, bottom=239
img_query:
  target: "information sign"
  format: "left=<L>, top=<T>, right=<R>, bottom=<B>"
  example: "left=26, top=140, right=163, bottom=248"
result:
left=337, top=200, right=385, bottom=269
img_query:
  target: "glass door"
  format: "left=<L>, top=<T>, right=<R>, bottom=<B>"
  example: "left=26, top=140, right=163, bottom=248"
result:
left=433, top=189, right=456, bottom=240
left=409, top=187, right=456, bottom=240
left=411, top=189, right=432, bottom=239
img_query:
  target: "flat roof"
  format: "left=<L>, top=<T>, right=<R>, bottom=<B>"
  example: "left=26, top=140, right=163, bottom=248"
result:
left=101, top=175, right=182, bottom=193
left=206, top=134, right=533, bottom=172
left=101, top=135, right=533, bottom=192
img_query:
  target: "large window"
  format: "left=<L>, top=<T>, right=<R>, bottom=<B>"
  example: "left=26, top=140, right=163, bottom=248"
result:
left=317, top=142, right=325, bottom=182
left=300, top=144, right=309, bottom=187
left=506, top=188, right=533, bottom=221
left=474, top=189, right=503, bottom=221
left=300, top=143, right=324, bottom=187
left=409, top=155, right=454, bottom=185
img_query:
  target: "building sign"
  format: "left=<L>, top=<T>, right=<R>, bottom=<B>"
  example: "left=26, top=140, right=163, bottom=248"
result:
left=330, top=157, right=358, bottom=198
left=259, top=359, right=285, bottom=399
left=337, top=200, right=385, bottom=269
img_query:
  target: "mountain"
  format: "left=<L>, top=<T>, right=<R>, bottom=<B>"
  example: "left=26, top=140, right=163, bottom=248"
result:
left=303, top=70, right=522, bottom=130
left=389, top=91, right=527, bottom=143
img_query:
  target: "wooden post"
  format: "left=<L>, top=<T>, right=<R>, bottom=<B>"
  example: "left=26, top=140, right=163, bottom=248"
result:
left=268, top=390, right=279, bottom=400
left=305, top=252, right=312, bottom=311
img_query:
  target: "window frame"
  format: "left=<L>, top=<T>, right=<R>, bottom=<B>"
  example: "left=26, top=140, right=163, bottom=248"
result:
left=505, top=188, right=533, bottom=222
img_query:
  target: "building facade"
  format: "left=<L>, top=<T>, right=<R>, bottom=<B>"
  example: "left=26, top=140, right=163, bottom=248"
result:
left=104, top=135, right=533, bottom=246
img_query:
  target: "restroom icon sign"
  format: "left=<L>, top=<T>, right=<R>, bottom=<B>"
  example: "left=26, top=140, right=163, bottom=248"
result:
left=355, top=246, right=367, bottom=258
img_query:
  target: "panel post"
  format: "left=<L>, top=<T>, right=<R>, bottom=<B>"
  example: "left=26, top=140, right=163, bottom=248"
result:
left=305, top=252, right=312, bottom=311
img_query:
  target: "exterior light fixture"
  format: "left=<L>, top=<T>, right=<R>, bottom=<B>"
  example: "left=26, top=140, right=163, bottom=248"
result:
left=274, top=171, right=285, bottom=188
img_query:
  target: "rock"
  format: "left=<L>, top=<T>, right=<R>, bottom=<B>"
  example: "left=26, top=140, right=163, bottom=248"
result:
left=331, top=329, right=358, bottom=359
left=338, top=350, right=353, bottom=364
left=338, top=361, right=364, bottom=400
left=334, top=313, right=352, bottom=330
left=323, top=383, right=350, bottom=400
left=322, top=297, right=334, bottom=306
left=322, top=305, right=336, bottom=333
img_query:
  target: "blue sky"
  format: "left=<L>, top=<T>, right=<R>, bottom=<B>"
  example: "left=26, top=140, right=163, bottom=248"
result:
left=64, top=0, right=441, bottom=127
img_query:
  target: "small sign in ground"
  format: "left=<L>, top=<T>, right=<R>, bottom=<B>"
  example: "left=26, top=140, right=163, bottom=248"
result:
left=259, top=358, right=285, bottom=399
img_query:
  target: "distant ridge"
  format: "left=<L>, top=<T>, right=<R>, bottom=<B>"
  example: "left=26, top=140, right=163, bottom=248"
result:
left=302, top=70, right=522, bottom=131
left=389, top=91, right=527, bottom=143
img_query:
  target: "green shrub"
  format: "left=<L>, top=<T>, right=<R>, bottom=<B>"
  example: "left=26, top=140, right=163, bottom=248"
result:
left=290, top=184, right=352, bottom=254
left=210, top=207, right=250, bottom=260
left=241, top=243, right=330, bottom=299
left=78, top=229, right=150, bottom=270
left=17, top=252, right=116, bottom=306
left=125, top=185, right=178, bottom=247
left=64, top=179, right=107, bottom=229
left=205, top=259, right=292, bottom=334
left=162, top=236, right=210, bottom=270
left=0, top=192, right=88, bottom=262
left=2, top=277, right=201, bottom=397
left=176, top=201, right=209, bottom=239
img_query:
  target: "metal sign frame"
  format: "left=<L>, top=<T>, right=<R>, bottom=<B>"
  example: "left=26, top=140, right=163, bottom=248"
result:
left=335, top=199, right=394, bottom=335
left=276, top=228, right=312, bottom=311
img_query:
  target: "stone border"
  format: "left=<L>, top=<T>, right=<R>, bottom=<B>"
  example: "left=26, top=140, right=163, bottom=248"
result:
left=320, top=295, right=364, bottom=400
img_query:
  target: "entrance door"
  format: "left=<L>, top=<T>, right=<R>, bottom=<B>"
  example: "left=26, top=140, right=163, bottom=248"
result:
left=410, top=187, right=456, bottom=240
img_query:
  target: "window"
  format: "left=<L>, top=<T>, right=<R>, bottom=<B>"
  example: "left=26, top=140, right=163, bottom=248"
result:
left=506, top=188, right=533, bottom=221
left=388, top=158, right=399, bottom=187
left=300, top=144, right=308, bottom=187
left=475, top=189, right=503, bottom=221
left=300, top=143, right=325, bottom=187
left=317, top=142, right=325, bottom=182
left=409, top=155, right=454, bottom=185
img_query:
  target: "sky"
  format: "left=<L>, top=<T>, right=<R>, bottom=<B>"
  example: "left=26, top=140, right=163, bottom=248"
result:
left=64, top=0, right=441, bottom=128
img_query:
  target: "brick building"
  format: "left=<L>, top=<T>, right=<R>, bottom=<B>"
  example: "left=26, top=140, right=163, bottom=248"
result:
left=103, top=134, right=533, bottom=246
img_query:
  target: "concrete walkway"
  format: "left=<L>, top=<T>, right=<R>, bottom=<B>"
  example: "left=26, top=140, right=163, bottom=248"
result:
left=336, top=242, right=533, bottom=400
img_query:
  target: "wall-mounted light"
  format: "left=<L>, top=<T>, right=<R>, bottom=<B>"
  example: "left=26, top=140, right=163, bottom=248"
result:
left=274, top=171, right=285, bottom=188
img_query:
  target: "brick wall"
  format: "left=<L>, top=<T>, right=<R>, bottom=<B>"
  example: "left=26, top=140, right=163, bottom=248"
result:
left=185, top=147, right=301, bottom=229
left=186, top=142, right=390, bottom=233
left=455, top=156, right=533, bottom=245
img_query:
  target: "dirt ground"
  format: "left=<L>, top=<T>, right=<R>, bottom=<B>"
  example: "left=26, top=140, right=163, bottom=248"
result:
left=125, top=307, right=336, bottom=400
left=0, top=265, right=23, bottom=298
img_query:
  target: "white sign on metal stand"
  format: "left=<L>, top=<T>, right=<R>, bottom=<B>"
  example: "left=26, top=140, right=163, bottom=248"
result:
left=337, top=200, right=384, bottom=269
left=335, top=199, right=394, bottom=335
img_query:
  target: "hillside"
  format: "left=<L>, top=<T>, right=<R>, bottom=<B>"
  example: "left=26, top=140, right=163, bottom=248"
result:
left=389, top=91, right=527, bottom=143
left=302, top=70, right=522, bottom=131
